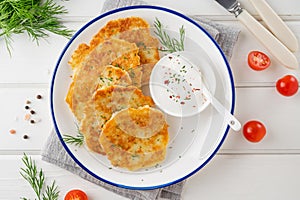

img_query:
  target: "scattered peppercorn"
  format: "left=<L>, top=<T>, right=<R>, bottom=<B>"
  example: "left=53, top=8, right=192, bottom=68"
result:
left=25, top=105, right=30, bottom=110
left=26, top=100, right=31, bottom=104
left=9, top=129, right=16, bottom=134
left=23, top=135, right=29, bottom=139
left=30, top=119, right=35, bottom=124
left=30, top=110, right=35, bottom=115
left=36, top=94, right=42, bottom=99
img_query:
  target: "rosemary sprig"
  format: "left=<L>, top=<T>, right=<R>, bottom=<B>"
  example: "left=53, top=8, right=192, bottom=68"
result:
left=0, top=0, right=74, bottom=55
left=63, top=133, right=84, bottom=147
left=20, top=153, right=60, bottom=200
left=63, top=123, right=84, bottom=147
left=42, top=181, right=60, bottom=200
left=153, top=18, right=185, bottom=53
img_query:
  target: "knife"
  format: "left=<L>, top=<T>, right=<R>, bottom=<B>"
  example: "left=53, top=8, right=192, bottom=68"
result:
left=249, top=0, right=298, bottom=52
left=215, top=0, right=298, bottom=70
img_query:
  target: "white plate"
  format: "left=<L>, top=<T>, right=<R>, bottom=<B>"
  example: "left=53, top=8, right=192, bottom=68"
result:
left=50, top=5, right=236, bottom=190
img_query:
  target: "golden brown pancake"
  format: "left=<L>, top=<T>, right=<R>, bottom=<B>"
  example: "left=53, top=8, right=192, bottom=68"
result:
left=80, top=85, right=154, bottom=154
left=66, top=17, right=161, bottom=116
left=117, top=28, right=160, bottom=64
left=67, top=38, right=140, bottom=121
left=140, top=62, right=156, bottom=86
left=78, top=66, right=132, bottom=154
left=96, top=65, right=132, bottom=89
left=112, top=105, right=165, bottom=138
left=68, top=16, right=160, bottom=71
left=90, top=17, right=150, bottom=49
left=100, top=106, right=169, bottom=171
left=65, top=17, right=167, bottom=168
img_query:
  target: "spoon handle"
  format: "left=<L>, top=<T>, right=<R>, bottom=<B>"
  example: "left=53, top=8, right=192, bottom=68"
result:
left=203, top=87, right=241, bottom=131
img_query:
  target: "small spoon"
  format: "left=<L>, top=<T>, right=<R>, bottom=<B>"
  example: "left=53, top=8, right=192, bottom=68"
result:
left=199, top=75, right=241, bottom=131
left=150, top=52, right=241, bottom=131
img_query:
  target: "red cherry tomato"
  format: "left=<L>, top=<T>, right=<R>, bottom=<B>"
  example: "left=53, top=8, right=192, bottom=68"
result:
left=276, top=75, right=299, bottom=97
left=64, top=189, right=88, bottom=200
left=243, top=120, right=266, bottom=143
left=248, top=51, right=271, bottom=71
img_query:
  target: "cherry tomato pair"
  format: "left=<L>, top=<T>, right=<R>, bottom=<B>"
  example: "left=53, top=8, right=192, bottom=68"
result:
left=64, top=189, right=88, bottom=200
left=248, top=51, right=299, bottom=96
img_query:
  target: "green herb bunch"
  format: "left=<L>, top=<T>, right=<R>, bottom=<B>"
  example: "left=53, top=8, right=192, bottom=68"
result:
left=0, top=0, right=73, bottom=55
left=20, top=153, right=60, bottom=200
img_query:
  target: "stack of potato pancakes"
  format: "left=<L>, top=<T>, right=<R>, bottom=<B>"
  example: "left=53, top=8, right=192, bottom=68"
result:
left=66, top=17, right=169, bottom=171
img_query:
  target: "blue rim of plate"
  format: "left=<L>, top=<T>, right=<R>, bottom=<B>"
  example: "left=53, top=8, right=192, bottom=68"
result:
left=50, top=5, right=235, bottom=190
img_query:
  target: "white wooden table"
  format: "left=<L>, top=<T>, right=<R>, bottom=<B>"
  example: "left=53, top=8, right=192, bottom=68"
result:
left=1, top=0, right=300, bottom=199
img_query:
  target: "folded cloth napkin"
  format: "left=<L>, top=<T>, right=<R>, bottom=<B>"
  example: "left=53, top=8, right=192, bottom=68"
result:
left=42, top=0, right=240, bottom=200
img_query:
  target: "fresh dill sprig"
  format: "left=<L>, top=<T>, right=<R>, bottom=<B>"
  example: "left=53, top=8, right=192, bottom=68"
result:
left=0, top=0, right=74, bottom=55
left=20, top=153, right=60, bottom=200
left=153, top=18, right=185, bottom=53
left=63, top=123, right=84, bottom=147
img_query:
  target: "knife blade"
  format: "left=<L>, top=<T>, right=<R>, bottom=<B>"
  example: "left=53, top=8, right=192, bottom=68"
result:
left=249, top=0, right=298, bottom=52
left=215, top=0, right=298, bottom=69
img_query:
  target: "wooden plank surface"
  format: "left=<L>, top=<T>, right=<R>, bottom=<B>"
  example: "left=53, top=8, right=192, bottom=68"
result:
left=1, top=154, right=299, bottom=200
left=1, top=87, right=299, bottom=152
left=0, top=0, right=299, bottom=199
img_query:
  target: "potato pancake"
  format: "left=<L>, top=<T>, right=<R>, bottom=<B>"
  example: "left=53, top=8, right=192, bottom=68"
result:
left=90, top=16, right=160, bottom=64
left=64, top=16, right=169, bottom=171
left=67, top=38, right=139, bottom=121
left=100, top=106, right=169, bottom=171
left=80, top=85, right=154, bottom=154
left=112, top=105, right=165, bottom=138
left=68, top=16, right=159, bottom=72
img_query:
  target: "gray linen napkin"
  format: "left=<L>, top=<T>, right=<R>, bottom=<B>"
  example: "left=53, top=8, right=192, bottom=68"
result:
left=42, top=1, right=240, bottom=200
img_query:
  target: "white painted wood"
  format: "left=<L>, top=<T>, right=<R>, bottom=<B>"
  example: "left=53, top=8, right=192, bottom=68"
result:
left=183, top=154, right=300, bottom=200
left=57, top=0, right=105, bottom=18
left=1, top=21, right=299, bottom=85
left=223, top=87, right=300, bottom=152
left=0, top=88, right=51, bottom=151
left=1, top=155, right=299, bottom=200
left=1, top=0, right=300, bottom=199
left=0, top=155, right=126, bottom=199
left=0, top=22, right=86, bottom=84
left=0, top=87, right=299, bottom=153
left=1, top=3, right=300, bottom=85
